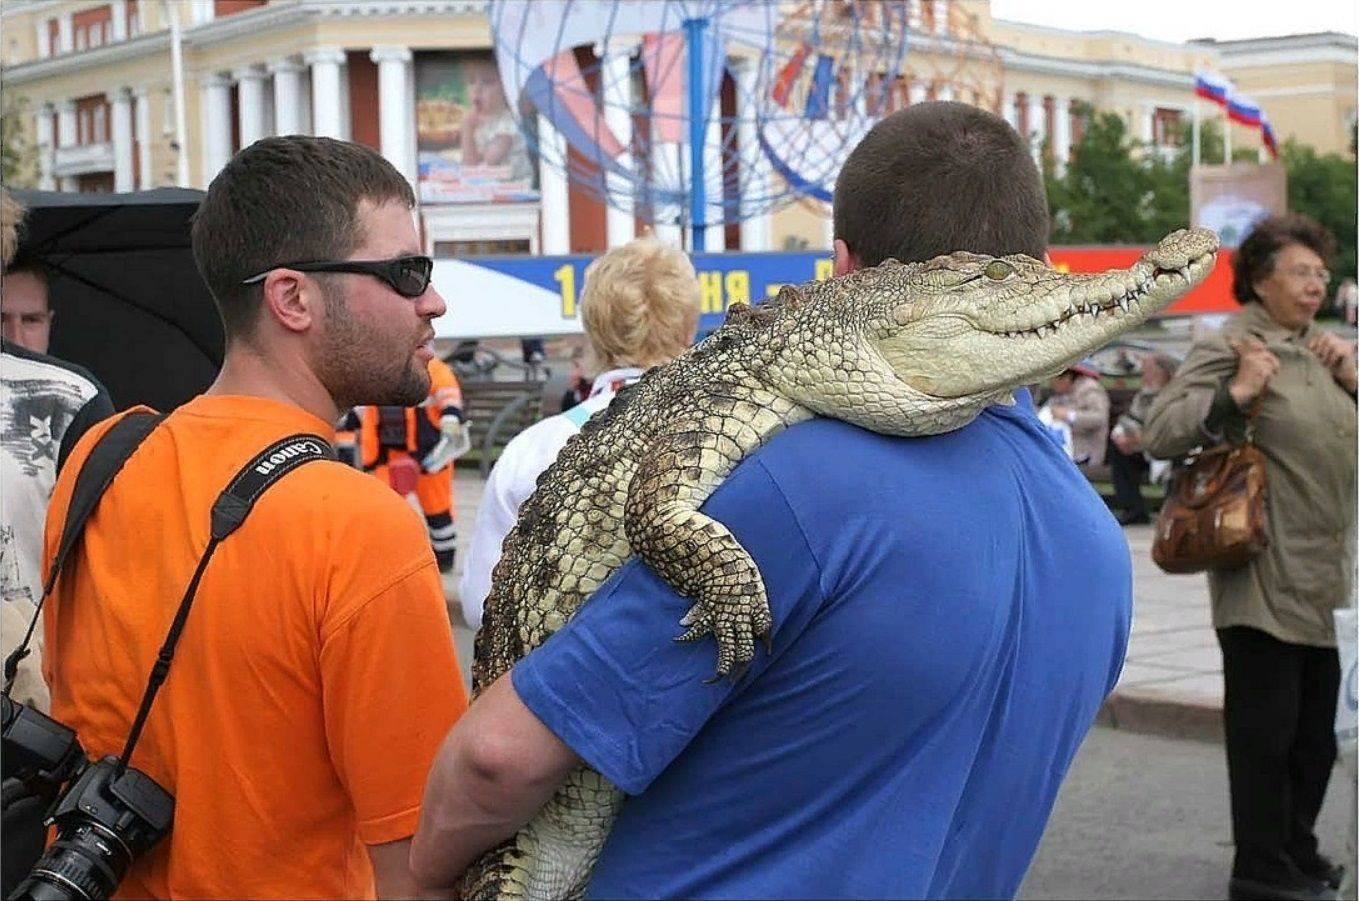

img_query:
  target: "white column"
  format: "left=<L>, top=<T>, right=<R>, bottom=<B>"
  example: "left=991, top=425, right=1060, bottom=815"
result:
left=269, top=58, right=303, bottom=135
left=1002, top=91, right=1018, bottom=128
left=937, top=82, right=955, bottom=102
left=305, top=48, right=345, bottom=139
left=933, top=0, right=949, bottom=34
left=1140, top=104, right=1155, bottom=146
left=703, top=116, right=725, bottom=252
left=199, top=73, right=233, bottom=182
left=536, top=114, right=570, bottom=254
left=110, top=0, right=128, bottom=40
left=908, top=82, right=927, bottom=106
left=651, top=154, right=683, bottom=247
left=735, top=59, right=769, bottom=252
left=190, top=0, right=215, bottom=25
left=58, top=16, right=73, bottom=54
left=35, top=106, right=55, bottom=189
left=134, top=87, right=152, bottom=188
left=601, top=43, right=635, bottom=248
left=1025, top=93, right=1045, bottom=160
left=36, top=20, right=51, bottom=59
left=111, top=88, right=135, bottom=191
left=371, top=46, right=416, bottom=189
left=1053, top=97, right=1073, bottom=172
left=56, top=101, right=77, bottom=191
left=234, top=66, right=268, bottom=148
left=56, top=100, right=77, bottom=149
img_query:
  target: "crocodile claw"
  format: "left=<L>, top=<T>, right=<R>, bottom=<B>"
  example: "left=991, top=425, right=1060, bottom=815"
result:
left=675, top=597, right=771, bottom=681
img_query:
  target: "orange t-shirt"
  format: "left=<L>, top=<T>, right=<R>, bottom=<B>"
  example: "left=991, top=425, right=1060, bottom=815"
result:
left=42, top=395, right=467, bottom=900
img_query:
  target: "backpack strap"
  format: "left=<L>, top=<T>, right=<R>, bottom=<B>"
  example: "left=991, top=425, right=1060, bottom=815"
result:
left=4, top=411, right=166, bottom=692
left=117, top=433, right=335, bottom=769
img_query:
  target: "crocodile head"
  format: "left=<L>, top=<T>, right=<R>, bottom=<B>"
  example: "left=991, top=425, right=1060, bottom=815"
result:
left=869, top=227, right=1220, bottom=396
left=762, top=227, right=1218, bottom=433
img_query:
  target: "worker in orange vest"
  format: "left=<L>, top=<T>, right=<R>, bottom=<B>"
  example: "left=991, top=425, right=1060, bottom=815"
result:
left=344, top=357, right=469, bottom=572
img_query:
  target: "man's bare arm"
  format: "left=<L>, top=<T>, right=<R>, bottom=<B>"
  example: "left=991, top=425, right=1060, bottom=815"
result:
left=367, top=836, right=446, bottom=900
left=410, top=672, right=581, bottom=892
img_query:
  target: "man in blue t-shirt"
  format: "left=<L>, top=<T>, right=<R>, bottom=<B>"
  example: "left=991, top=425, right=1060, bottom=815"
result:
left=412, top=102, right=1132, bottom=899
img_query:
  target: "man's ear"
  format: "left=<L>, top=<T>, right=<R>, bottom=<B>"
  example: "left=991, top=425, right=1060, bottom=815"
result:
left=833, top=238, right=861, bottom=277
left=261, top=269, right=315, bottom=335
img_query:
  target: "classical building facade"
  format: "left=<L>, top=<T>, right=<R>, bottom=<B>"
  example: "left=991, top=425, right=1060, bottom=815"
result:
left=2, top=0, right=1351, bottom=255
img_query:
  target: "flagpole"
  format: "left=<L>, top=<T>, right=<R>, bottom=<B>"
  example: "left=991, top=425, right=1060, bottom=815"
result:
left=1191, top=97, right=1200, bottom=169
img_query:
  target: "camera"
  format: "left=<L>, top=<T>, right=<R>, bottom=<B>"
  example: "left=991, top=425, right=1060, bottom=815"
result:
left=2, top=696, right=173, bottom=901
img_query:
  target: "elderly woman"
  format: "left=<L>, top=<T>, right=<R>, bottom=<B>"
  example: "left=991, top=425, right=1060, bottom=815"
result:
left=1144, top=214, right=1357, bottom=901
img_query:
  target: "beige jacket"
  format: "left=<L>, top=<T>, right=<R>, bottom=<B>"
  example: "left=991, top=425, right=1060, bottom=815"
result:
left=1058, top=375, right=1111, bottom=469
left=1144, top=302, right=1357, bottom=647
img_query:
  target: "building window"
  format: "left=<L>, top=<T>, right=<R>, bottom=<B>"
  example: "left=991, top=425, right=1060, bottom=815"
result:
left=1042, top=95, right=1056, bottom=153
left=1015, top=92, right=1029, bottom=136
left=92, top=106, right=107, bottom=143
left=1152, top=107, right=1183, bottom=147
left=47, top=18, right=60, bottom=55
left=1070, top=100, right=1087, bottom=147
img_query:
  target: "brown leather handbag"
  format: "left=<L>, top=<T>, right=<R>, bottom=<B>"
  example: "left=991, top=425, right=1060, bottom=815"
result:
left=1151, top=438, right=1269, bottom=574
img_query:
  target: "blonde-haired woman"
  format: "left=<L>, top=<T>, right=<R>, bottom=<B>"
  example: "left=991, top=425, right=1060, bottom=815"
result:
left=459, top=238, right=701, bottom=630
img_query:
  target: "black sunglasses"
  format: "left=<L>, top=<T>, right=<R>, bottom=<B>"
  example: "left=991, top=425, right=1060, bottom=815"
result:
left=241, top=255, right=434, bottom=298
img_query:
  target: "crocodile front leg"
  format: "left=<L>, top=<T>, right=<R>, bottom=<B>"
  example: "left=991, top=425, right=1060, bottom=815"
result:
left=625, top=394, right=812, bottom=679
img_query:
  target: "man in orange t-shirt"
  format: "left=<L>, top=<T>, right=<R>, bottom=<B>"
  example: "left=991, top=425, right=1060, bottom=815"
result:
left=41, top=136, right=466, bottom=899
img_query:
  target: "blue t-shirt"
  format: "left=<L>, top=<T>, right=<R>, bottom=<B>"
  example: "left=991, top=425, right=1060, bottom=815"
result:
left=512, top=391, right=1131, bottom=900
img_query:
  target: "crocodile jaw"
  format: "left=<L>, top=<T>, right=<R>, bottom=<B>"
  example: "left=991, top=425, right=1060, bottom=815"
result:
left=879, top=229, right=1219, bottom=398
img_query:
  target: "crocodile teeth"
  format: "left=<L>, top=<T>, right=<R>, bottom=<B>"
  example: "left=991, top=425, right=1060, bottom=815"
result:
left=1116, top=297, right=1130, bottom=312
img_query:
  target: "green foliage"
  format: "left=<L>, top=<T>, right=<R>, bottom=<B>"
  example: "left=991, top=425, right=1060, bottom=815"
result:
left=1047, top=111, right=1359, bottom=284
left=1, top=94, right=37, bottom=188
left=1044, top=110, right=1183, bottom=244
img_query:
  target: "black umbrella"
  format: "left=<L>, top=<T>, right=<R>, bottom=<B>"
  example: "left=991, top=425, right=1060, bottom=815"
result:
left=11, top=188, right=223, bottom=412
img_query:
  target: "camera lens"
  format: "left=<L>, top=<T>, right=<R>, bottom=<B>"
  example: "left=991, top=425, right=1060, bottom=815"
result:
left=14, top=823, right=127, bottom=900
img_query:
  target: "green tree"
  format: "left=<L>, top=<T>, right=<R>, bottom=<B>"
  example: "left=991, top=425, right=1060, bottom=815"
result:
left=1282, top=139, right=1358, bottom=284
left=1045, top=110, right=1161, bottom=243
left=1, top=94, right=37, bottom=188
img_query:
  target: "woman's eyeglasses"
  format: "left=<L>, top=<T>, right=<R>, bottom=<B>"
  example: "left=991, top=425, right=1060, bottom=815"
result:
left=241, top=255, right=434, bottom=298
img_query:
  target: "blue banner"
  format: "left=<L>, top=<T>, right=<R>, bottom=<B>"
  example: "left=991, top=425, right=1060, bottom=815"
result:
left=444, top=251, right=836, bottom=338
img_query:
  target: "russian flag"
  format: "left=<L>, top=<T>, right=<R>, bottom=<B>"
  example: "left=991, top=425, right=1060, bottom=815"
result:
left=1193, top=70, right=1232, bottom=108
left=1228, top=93, right=1262, bottom=127
left=1261, top=118, right=1279, bottom=159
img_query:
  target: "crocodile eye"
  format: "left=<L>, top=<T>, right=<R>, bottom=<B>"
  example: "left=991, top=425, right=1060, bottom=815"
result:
left=984, top=260, right=1014, bottom=280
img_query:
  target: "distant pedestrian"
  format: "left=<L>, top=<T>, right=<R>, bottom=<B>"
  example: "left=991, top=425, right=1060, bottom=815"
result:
left=1145, top=213, right=1356, bottom=901
left=1107, top=352, right=1179, bottom=525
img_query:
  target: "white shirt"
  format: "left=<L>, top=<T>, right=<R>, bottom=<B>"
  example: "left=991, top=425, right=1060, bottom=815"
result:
left=1, top=346, right=110, bottom=710
left=459, top=367, right=643, bottom=630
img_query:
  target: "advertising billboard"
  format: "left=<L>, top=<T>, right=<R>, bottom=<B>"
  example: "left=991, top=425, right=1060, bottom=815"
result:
left=415, top=51, right=538, bottom=204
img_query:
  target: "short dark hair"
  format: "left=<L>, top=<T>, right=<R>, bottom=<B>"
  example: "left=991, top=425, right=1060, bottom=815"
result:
left=6, top=254, right=53, bottom=312
left=833, top=101, right=1049, bottom=267
left=1231, top=213, right=1335, bottom=304
left=191, top=136, right=415, bottom=338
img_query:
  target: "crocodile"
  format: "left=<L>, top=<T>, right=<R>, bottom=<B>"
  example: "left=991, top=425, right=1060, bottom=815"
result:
left=462, top=227, right=1220, bottom=899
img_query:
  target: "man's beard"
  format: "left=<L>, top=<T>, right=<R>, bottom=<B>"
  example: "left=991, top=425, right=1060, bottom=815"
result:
left=315, top=285, right=430, bottom=409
